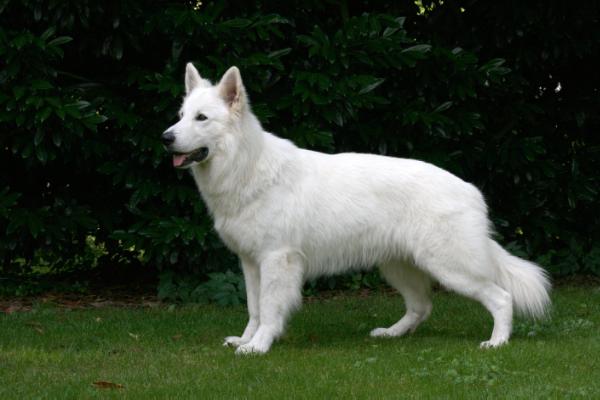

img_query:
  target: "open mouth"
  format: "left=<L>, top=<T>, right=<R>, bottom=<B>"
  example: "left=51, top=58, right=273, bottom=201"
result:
left=172, top=147, right=209, bottom=168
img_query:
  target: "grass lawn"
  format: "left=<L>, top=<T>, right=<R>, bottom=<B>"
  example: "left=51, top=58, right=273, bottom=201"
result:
left=1, top=285, right=599, bottom=399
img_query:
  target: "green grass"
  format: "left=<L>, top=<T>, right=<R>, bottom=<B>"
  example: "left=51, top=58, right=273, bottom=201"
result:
left=1, top=286, right=599, bottom=399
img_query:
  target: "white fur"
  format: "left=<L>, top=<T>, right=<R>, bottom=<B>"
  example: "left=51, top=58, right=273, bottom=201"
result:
left=164, top=64, right=551, bottom=354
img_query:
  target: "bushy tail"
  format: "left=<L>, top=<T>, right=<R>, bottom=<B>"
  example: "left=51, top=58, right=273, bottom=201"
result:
left=490, top=240, right=551, bottom=319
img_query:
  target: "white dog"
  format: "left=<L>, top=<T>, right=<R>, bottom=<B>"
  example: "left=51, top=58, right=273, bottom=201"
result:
left=162, top=63, right=551, bottom=354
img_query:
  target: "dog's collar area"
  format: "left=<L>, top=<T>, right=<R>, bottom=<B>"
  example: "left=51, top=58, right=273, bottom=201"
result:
left=172, top=147, right=209, bottom=168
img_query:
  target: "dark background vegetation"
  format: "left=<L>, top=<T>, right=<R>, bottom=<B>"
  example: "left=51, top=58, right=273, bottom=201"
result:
left=1, top=1, right=599, bottom=301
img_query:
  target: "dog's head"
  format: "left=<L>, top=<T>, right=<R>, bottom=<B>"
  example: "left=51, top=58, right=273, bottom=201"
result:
left=162, top=63, right=247, bottom=169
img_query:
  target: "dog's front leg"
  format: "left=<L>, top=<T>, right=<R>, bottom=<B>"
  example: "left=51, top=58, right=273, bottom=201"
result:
left=223, top=257, right=260, bottom=348
left=236, top=250, right=303, bottom=355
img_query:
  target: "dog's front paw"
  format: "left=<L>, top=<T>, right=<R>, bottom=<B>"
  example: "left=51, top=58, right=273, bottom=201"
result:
left=223, top=336, right=247, bottom=348
left=479, top=338, right=509, bottom=349
left=235, top=342, right=269, bottom=355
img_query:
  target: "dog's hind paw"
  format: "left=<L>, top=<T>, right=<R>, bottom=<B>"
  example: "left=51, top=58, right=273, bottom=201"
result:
left=370, top=326, right=412, bottom=338
left=370, top=327, right=393, bottom=337
left=223, top=336, right=247, bottom=348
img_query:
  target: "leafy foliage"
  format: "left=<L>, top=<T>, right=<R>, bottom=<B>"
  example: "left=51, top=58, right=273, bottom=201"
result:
left=0, top=0, right=598, bottom=291
left=158, top=270, right=245, bottom=306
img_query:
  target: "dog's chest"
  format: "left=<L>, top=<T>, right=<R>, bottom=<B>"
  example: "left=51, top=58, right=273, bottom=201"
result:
left=213, top=213, right=267, bottom=256
left=208, top=185, right=293, bottom=257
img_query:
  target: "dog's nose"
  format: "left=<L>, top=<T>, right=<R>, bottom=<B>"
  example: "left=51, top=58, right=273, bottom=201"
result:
left=162, top=130, right=175, bottom=146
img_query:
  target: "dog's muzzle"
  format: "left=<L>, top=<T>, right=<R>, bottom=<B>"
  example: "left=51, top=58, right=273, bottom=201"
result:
left=171, top=147, right=209, bottom=168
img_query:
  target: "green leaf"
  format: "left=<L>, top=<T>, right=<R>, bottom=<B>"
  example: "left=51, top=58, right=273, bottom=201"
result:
left=112, top=36, right=123, bottom=60
left=38, top=107, right=52, bottom=123
left=31, top=80, right=53, bottom=90
left=221, top=18, right=252, bottom=29
left=48, top=36, right=73, bottom=47
left=55, top=107, right=66, bottom=120
left=434, top=101, right=453, bottom=112
left=482, top=58, right=505, bottom=69
left=268, top=48, right=292, bottom=59
left=84, top=113, right=108, bottom=125
left=74, top=101, right=91, bottom=109
left=35, top=146, right=47, bottom=163
left=0, top=190, right=21, bottom=209
left=34, top=129, right=45, bottom=146
left=12, top=86, right=26, bottom=100
left=401, top=44, right=432, bottom=54
left=41, top=27, right=56, bottom=41
left=52, top=132, right=62, bottom=147
left=382, top=17, right=405, bottom=37
left=359, top=78, right=385, bottom=95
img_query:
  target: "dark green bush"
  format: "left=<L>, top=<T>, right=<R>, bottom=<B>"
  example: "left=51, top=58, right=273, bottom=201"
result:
left=1, top=1, right=598, bottom=293
left=158, top=269, right=246, bottom=305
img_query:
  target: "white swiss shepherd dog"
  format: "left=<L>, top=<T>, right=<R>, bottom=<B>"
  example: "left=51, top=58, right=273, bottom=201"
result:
left=162, top=63, right=551, bottom=355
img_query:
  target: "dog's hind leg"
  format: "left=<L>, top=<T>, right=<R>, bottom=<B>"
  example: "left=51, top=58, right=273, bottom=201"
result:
left=437, top=272, right=513, bottom=348
left=370, top=261, right=432, bottom=338
left=419, top=247, right=513, bottom=348
left=474, top=283, right=513, bottom=348
left=224, top=257, right=260, bottom=348
left=236, top=250, right=303, bottom=355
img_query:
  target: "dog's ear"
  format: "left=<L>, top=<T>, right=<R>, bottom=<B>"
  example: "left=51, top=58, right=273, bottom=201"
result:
left=218, top=66, right=246, bottom=110
left=185, top=63, right=210, bottom=94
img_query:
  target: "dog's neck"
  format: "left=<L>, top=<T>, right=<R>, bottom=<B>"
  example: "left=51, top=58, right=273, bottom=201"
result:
left=190, top=110, right=297, bottom=218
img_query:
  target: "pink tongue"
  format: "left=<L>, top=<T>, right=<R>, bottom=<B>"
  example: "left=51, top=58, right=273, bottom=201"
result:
left=172, top=154, right=187, bottom=167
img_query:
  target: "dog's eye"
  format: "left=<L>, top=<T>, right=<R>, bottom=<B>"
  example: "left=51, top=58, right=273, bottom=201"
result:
left=195, top=113, right=208, bottom=121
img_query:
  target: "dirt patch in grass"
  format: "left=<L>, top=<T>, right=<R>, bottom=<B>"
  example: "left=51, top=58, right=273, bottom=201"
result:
left=1, top=288, right=160, bottom=314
